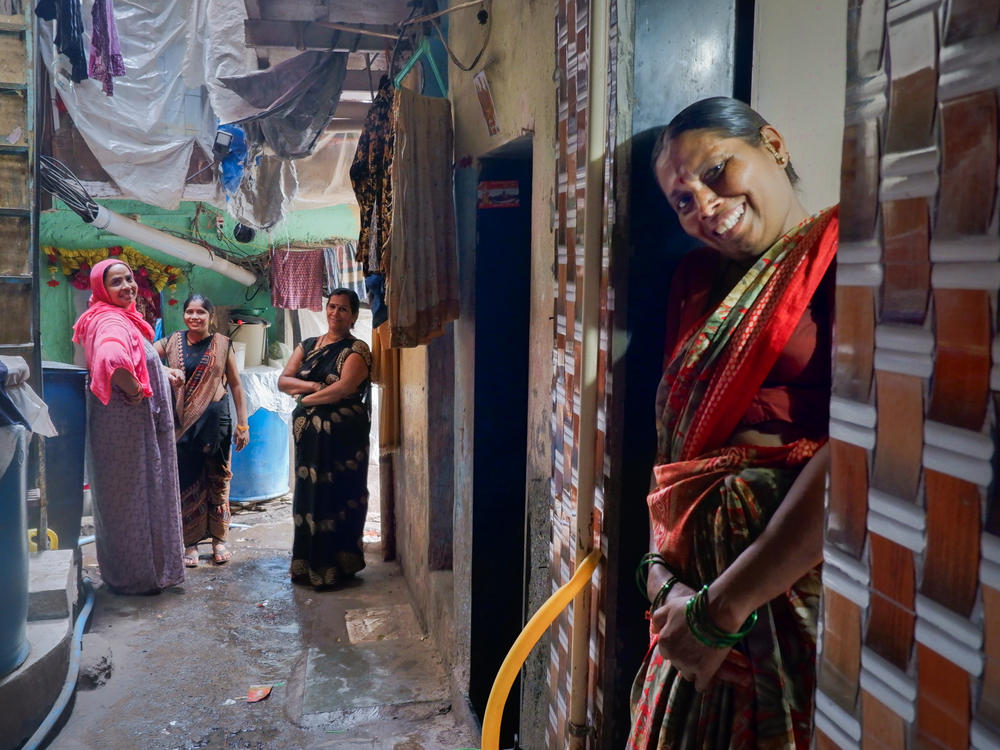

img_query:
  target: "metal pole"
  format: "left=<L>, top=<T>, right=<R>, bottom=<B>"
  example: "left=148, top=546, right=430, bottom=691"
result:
left=35, top=434, right=49, bottom=551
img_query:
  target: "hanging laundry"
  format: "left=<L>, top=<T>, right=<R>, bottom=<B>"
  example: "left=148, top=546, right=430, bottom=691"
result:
left=36, top=0, right=88, bottom=83
left=322, top=242, right=366, bottom=302
left=270, top=247, right=325, bottom=311
left=218, top=124, right=249, bottom=197
left=350, top=75, right=394, bottom=276
left=386, top=86, right=459, bottom=348
left=365, top=273, right=387, bottom=329
left=88, top=0, right=125, bottom=96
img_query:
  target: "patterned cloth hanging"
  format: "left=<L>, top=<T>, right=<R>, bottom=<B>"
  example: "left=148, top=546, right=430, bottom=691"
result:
left=350, top=76, right=394, bottom=276
left=270, top=247, right=325, bottom=311
left=88, top=0, right=125, bottom=96
left=322, top=241, right=366, bottom=302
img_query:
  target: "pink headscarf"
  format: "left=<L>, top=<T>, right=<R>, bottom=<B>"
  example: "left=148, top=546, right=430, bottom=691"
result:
left=71, top=258, right=156, bottom=404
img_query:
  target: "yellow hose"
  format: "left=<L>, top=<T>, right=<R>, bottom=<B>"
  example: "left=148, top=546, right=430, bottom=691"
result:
left=479, top=548, right=602, bottom=750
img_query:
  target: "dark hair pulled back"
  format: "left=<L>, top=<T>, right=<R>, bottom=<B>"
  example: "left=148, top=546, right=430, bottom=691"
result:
left=328, top=288, right=360, bottom=316
left=182, top=293, right=215, bottom=315
left=651, top=96, right=799, bottom=185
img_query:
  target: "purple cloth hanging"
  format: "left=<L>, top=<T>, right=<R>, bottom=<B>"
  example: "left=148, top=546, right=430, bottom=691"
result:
left=88, top=0, right=125, bottom=96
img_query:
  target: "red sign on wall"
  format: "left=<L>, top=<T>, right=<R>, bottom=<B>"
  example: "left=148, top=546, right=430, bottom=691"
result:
left=477, top=180, right=520, bottom=208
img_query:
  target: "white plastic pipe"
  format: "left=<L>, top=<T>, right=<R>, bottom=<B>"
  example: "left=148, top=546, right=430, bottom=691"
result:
left=89, top=205, right=257, bottom=287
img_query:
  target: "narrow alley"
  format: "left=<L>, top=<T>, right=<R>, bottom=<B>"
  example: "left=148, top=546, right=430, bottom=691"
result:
left=4, top=0, right=1000, bottom=748
left=50, top=498, right=480, bottom=750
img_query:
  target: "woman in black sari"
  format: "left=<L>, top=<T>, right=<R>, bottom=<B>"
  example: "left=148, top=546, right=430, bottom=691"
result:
left=278, top=288, right=372, bottom=589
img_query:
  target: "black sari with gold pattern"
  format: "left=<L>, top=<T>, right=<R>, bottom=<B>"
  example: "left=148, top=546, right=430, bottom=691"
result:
left=290, top=335, right=372, bottom=588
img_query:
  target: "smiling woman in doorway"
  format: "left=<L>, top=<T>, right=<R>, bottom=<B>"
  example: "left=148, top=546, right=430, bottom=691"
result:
left=72, top=258, right=187, bottom=595
left=629, top=97, right=838, bottom=748
left=278, top=288, right=373, bottom=591
left=155, top=294, right=248, bottom=568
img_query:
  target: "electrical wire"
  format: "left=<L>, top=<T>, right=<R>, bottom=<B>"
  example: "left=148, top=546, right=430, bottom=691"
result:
left=429, top=4, right=492, bottom=73
left=39, top=154, right=99, bottom=221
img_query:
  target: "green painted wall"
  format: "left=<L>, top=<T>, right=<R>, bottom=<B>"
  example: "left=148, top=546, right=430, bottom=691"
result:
left=40, top=199, right=359, bottom=363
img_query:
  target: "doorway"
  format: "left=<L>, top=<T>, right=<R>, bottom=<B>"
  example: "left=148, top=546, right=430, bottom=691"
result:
left=469, top=137, right=533, bottom=746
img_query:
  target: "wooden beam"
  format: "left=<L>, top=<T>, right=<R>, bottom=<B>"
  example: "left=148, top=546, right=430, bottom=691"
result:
left=326, top=119, right=365, bottom=131
left=254, top=0, right=411, bottom=25
left=332, top=100, right=371, bottom=119
left=243, top=19, right=399, bottom=52
left=342, top=69, right=383, bottom=91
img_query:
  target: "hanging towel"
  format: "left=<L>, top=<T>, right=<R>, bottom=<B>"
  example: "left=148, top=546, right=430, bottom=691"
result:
left=270, top=247, right=325, bottom=311
left=386, top=87, right=459, bottom=348
left=36, top=0, right=89, bottom=83
left=322, top=242, right=366, bottom=302
left=350, top=76, right=395, bottom=276
left=88, top=0, right=125, bottom=96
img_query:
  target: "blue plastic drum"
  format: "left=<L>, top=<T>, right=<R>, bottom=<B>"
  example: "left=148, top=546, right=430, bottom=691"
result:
left=229, top=408, right=290, bottom=504
left=40, top=362, right=88, bottom=546
left=0, top=425, right=30, bottom=678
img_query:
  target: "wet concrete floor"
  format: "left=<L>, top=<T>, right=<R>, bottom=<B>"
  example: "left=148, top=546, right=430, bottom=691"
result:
left=47, top=499, right=480, bottom=750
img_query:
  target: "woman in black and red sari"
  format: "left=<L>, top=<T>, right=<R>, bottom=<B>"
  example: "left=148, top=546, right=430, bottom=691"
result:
left=629, top=97, right=838, bottom=749
left=278, top=288, right=372, bottom=590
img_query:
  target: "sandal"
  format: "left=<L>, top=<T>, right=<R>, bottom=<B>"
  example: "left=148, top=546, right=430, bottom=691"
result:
left=183, top=546, right=199, bottom=568
left=212, top=541, right=232, bottom=565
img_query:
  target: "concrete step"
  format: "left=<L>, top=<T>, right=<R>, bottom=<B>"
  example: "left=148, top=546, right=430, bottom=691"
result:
left=0, top=549, right=78, bottom=750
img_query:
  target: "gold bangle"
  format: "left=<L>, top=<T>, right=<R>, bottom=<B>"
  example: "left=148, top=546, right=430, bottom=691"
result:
left=235, top=424, right=249, bottom=432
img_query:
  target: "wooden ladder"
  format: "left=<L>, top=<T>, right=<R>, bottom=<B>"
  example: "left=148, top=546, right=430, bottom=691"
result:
left=0, top=1, right=38, bottom=386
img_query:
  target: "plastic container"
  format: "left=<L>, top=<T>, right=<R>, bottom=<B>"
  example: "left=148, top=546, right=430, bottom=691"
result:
left=229, top=315, right=269, bottom=369
left=39, top=362, right=88, bottom=546
left=231, top=341, right=246, bottom=371
left=229, top=408, right=290, bottom=503
left=0, top=424, right=30, bottom=678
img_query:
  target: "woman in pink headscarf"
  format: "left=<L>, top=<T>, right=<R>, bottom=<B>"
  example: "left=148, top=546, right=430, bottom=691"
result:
left=72, top=258, right=186, bottom=594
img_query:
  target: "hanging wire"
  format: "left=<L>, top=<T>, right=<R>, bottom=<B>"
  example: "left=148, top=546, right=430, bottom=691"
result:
left=388, top=3, right=423, bottom=83
left=39, top=155, right=99, bottom=221
left=428, top=2, right=492, bottom=73
left=364, top=53, right=376, bottom=99
left=399, top=0, right=486, bottom=26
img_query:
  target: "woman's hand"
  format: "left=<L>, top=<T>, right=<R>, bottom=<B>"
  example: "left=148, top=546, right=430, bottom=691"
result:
left=111, top=368, right=145, bottom=404
left=165, top=367, right=185, bottom=388
left=122, top=388, right=145, bottom=405
left=651, top=583, right=746, bottom=692
left=233, top=427, right=249, bottom=451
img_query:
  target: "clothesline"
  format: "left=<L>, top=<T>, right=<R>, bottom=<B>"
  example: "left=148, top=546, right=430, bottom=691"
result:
left=270, top=239, right=357, bottom=252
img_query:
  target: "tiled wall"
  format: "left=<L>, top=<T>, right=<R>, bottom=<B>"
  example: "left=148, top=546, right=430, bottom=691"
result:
left=548, top=0, right=619, bottom=746
left=818, top=0, right=1000, bottom=746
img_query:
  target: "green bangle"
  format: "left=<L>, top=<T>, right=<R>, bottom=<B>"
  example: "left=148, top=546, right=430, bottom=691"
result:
left=684, top=585, right=758, bottom=649
left=635, top=552, right=669, bottom=599
left=650, top=575, right=679, bottom=611
left=296, top=395, right=304, bottom=406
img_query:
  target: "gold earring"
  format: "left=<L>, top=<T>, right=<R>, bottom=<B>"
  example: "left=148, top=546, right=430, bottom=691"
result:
left=777, top=153, right=789, bottom=166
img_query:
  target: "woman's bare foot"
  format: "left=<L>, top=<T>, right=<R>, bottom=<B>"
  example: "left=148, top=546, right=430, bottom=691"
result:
left=183, top=545, right=199, bottom=567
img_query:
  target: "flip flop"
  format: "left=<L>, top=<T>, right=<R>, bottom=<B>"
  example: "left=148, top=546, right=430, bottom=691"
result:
left=183, top=548, right=199, bottom=568
left=212, top=542, right=232, bottom=565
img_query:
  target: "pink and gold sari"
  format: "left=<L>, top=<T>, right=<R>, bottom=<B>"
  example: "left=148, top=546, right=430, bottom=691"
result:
left=628, top=207, right=838, bottom=750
